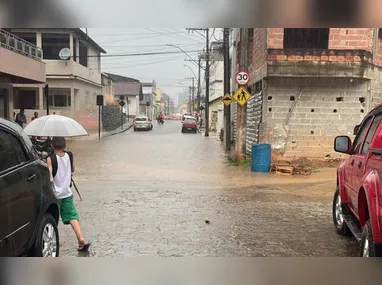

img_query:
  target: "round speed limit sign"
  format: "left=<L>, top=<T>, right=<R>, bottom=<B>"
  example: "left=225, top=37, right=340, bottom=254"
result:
left=235, top=71, right=250, bottom=86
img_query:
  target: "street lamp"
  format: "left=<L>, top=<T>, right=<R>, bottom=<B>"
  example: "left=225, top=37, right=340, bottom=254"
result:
left=166, top=44, right=205, bottom=70
left=183, top=64, right=198, bottom=79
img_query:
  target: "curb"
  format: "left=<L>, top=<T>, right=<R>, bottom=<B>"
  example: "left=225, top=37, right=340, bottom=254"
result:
left=101, top=123, right=134, bottom=138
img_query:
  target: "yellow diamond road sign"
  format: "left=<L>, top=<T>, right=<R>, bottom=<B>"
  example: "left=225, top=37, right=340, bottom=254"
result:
left=233, top=86, right=251, bottom=106
left=221, top=93, right=233, bottom=106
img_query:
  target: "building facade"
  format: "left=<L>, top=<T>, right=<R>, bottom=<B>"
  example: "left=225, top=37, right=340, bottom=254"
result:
left=0, top=29, right=46, bottom=120
left=234, top=28, right=382, bottom=158
left=106, top=73, right=143, bottom=118
left=6, top=28, right=106, bottom=133
left=101, top=73, right=115, bottom=105
left=208, top=41, right=224, bottom=135
left=141, top=81, right=156, bottom=118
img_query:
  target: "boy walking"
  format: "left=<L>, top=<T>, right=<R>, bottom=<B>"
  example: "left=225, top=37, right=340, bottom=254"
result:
left=47, top=137, right=90, bottom=252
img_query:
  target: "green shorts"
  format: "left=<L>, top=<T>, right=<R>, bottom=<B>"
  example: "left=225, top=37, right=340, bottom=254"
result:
left=59, top=195, right=79, bottom=225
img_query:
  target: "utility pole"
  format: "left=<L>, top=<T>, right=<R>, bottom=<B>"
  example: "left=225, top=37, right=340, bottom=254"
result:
left=191, top=77, right=195, bottom=113
left=188, top=86, right=192, bottom=112
left=186, top=28, right=210, bottom=136
left=205, top=28, right=210, bottom=137
left=223, top=28, right=231, bottom=151
left=197, top=56, right=201, bottom=112
left=185, top=55, right=202, bottom=113
left=236, top=28, right=249, bottom=163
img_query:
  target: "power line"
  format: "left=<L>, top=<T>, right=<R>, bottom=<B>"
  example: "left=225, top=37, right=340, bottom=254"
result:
left=97, top=30, right=204, bottom=45
left=101, top=55, right=187, bottom=69
left=86, top=50, right=201, bottom=58
left=100, top=43, right=202, bottom=49
left=101, top=52, right=188, bottom=64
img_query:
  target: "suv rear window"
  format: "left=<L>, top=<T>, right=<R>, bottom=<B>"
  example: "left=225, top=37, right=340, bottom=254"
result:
left=185, top=119, right=196, bottom=124
left=136, top=118, right=147, bottom=121
left=0, top=130, right=18, bottom=172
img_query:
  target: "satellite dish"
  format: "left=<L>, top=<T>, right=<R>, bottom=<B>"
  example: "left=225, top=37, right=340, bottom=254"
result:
left=59, top=48, right=71, bottom=60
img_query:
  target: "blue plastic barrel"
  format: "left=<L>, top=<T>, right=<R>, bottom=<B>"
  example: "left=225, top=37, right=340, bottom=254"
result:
left=251, top=144, right=272, bottom=172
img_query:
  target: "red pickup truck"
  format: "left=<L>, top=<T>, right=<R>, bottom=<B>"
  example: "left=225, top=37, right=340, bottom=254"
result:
left=333, top=104, right=382, bottom=257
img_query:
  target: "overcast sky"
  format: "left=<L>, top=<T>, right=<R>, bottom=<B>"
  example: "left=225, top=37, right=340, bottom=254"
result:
left=87, top=28, right=223, bottom=104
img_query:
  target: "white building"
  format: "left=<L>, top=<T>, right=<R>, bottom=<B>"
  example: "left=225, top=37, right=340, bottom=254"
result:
left=105, top=73, right=142, bottom=118
left=0, top=29, right=46, bottom=119
left=141, top=81, right=156, bottom=118
left=208, top=41, right=224, bottom=135
left=7, top=28, right=106, bottom=133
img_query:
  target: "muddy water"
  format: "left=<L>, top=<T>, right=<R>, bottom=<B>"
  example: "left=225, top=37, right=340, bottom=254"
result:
left=59, top=120, right=359, bottom=257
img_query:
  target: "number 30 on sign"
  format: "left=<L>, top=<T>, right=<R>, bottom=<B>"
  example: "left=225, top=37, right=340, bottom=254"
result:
left=235, top=71, right=250, bottom=86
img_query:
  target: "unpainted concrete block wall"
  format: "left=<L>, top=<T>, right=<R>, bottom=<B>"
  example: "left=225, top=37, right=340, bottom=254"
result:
left=264, top=77, right=369, bottom=158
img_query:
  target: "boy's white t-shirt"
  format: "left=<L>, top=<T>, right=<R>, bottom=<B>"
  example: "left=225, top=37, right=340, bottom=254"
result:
left=52, top=153, right=73, bottom=199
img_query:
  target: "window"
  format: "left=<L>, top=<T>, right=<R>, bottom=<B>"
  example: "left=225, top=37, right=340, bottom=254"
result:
left=73, top=37, right=77, bottom=62
left=79, top=41, right=88, bottom=67
left=361, top=114, right=382, bottom=155
left=54, top=95, right=67, bottom=107
left=353, top=117, right=372, bottom=154
left=42, top=33, right=70, bottom=60
left=14, top=89, right=38, bottom=109
left=0, top=130, right=18, bottom=172
left=248, top=28, right=254, bottom=42
left=48, top=89, right=71, bottom=107
left=12, top=32, right=37, bottom=45
left=10, top=134, right=27, bottom=163
left=283, top=29, right=329, bottom=49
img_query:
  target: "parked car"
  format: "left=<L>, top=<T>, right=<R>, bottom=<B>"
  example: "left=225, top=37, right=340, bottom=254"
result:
left=133, top=116, right=153, bottom=131
left=182, top=113, right=194, bottom=122
left=0, top=118, right=60, bottom=257
left=333, top=104, right=382, bottom=257
left=181, top=117, right=198, bottom=133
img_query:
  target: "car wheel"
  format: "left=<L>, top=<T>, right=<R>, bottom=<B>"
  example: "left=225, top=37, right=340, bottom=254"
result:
left=361, top=220, right=376, bottom=257
left=332, top=188, right=350, bottom=236
left=30, top=213, right=59, bottom=257
left=181, top=129, right=184, bottom=133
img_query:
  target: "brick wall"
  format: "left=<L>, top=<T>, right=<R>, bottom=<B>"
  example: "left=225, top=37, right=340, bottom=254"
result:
left=263, top=77, right=369, bottom=158
left=266, top=28, right=373, bottom=51
left=251, top=28, right=267, bottom=72
left=267, top=28, right=283, bottom=49
left=329, top=28, right=373, bottom=51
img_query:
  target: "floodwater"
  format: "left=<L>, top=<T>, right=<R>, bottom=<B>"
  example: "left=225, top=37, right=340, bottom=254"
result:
left=60, top=120, right=359, bottom=257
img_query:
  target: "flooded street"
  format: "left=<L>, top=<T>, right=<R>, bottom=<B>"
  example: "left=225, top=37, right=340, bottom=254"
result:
left=61, top=120, right=359, bottom=257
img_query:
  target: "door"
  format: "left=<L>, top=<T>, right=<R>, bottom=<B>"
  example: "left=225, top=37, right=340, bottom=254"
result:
left=352, top=114, right=382, bottom=213
left=0, top=129, right=39, bottom=256
left=345, top=116, right=372, bottom=211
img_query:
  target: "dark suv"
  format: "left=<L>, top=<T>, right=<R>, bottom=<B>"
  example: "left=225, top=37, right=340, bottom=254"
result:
left=0, top=118, right=60, bottom=257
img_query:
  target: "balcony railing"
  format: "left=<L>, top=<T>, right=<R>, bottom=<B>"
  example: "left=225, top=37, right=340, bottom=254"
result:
left=0, top=29, right=43, bottom=61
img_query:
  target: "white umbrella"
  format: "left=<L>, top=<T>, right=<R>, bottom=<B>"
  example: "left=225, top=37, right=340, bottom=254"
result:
left=24, top=114, right=89, bottom=137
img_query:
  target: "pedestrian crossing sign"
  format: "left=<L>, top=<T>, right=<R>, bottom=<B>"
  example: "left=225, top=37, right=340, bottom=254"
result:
left=233, top=86, right=251, bottom=106
left=221, top=93, right=233, bottom=106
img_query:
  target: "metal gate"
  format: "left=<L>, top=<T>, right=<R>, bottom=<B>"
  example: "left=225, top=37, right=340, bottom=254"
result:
left=246, top=91, right=263, bottom=154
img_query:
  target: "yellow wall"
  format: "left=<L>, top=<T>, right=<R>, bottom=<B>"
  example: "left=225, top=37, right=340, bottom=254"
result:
left=155, top=87, right=163, bottom=102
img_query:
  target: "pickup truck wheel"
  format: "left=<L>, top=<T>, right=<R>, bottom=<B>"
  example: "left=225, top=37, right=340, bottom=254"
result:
left=332, top=188, right=350, bottom=236
left=30, top=213, right=59, bottom=257
left=361, top=220, right=375, bottom=257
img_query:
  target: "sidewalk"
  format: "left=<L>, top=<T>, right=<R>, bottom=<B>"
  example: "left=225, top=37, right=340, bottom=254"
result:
left=69, top=121, right=134, bottom=140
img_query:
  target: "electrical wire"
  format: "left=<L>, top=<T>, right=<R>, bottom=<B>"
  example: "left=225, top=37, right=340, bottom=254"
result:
left=83, top=49, right=201, bottom=58
left=96, top=30, right=203, bottom=45
left=101, top=55, right=188, bottom=69
left=146, top=28, right=204, bottom=44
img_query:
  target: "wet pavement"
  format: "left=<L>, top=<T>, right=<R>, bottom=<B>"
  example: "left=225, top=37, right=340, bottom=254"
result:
left=61, top=120, right=359, bottom=257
